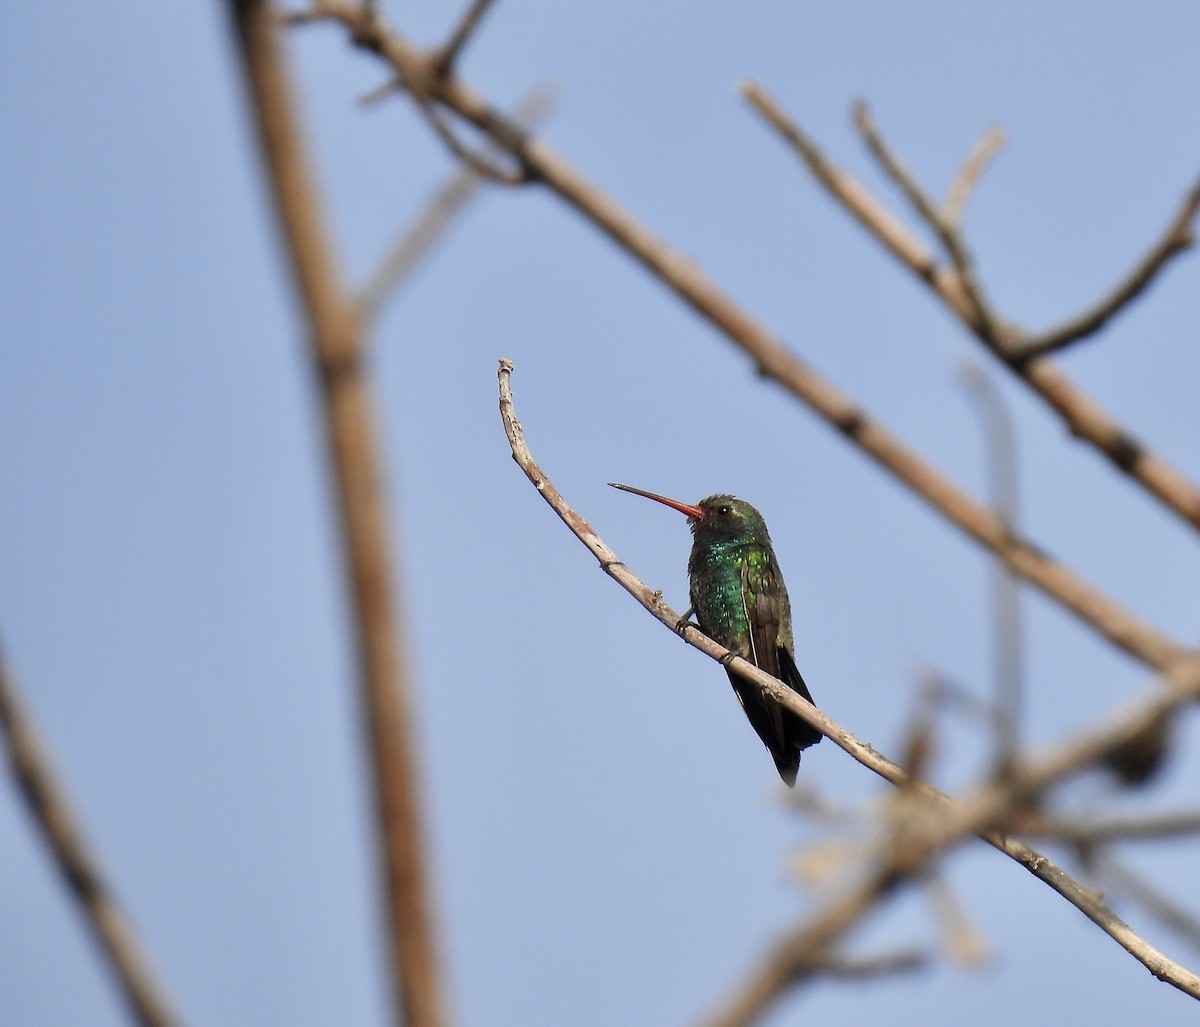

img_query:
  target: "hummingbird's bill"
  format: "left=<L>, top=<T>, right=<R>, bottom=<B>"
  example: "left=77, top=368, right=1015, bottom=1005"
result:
left=608, top=483, right=706, bottom=520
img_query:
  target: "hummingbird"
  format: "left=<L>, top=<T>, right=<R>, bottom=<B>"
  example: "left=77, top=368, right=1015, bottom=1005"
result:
left=610, top=483, right=822, bottom=785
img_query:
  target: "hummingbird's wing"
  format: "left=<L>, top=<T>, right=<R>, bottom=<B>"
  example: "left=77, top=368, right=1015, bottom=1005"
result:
left=730, top=548, right=821, bottom=785
left=738, top=547, right=787, bottom=681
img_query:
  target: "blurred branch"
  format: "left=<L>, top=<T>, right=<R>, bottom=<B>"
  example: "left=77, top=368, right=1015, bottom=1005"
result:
left=358, top=84, right=556, bottom=321
left=1020, top=809, right=1200, bottom=845
left=1096, top=853, right=1200, bottom=956
left=0, top=649, right=181, bottom=1027
left=498, top=358, right=1200, bottom=1001
left=812, top=948, right=929, bottom=978
left=925, top=873, right=991, bottom=968
left=289, top=3, right=1190, bottom=674
left=697, top=872, right=909, bottom=1027
left=744, top=81, right=1200, bottom=534
left=226, top=4, right=446, bottom=1025
left=959, top=363, right=1022, bottom=775
left=943, top=125, right=1006, bottom=226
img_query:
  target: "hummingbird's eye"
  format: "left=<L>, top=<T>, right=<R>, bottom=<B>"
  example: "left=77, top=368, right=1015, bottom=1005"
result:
left=717, top=505, right=731, bottom=516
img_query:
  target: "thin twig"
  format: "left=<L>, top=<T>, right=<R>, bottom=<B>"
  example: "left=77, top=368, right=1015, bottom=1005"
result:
left=358, top=84, right=555, bottom=320
left=498, top=358, right=1200, bottom=1002
left=1015, top=176, right=1200, bottom=361
left=434, top=0, right=499, bottom=74
left=0, top=649, right=181, bottom=1027
left=226, top=4, right=447, bottom=1025
left=744, top=81, right=1200, bottom=532
left=852, top=100, right=943, bottom=234
left=943, top=125, right=1007, bottom=226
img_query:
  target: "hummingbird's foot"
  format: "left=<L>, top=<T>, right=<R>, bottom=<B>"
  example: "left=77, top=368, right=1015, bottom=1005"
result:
left=674, top=607, right=696, bottom=635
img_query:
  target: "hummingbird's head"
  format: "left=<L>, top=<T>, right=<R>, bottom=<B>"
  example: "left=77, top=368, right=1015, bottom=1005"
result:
left=689, top=495, right=769, bottom=546
left=608, top=484, right=769, bottom=546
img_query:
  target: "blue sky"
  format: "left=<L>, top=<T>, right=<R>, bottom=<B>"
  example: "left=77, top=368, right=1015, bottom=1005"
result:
left=2, top=3, right=1199, bottom=1025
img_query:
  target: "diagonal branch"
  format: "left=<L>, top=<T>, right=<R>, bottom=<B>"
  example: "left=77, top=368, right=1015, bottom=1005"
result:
left=0, top=649, right=181, bottom=1027
left=744, top=82, right=1200, bottom=533
left=226, top=4, right=447, bottom=1025
left=498, top=358, right=1200, bottom=1003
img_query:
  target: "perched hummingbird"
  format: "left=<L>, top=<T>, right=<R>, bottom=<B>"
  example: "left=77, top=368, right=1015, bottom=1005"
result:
left=610, top=484, right=822, bottom=785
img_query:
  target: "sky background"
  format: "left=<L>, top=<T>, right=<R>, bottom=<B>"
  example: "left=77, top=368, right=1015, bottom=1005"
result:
left=2, top=2, right=1200, bottom=1025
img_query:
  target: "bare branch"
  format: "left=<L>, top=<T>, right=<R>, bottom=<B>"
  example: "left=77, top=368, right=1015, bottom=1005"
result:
left=1019, top=809, right=1200, bottom=845
left=0, top=649, right=181, bottom=1027
left=226, top=4, right=447, bottom=1025
left=1015, top=175, right=1200, bottom=361
left=744, top=82, right=1200, bottom=533
left=852, top=100, right=944, bottom=236
left=943, top=125, right=1007, bottom=226
left=358, top=85, right=555, bottom=320
left=498, top=358, right=1200, bottom=1000
left=741, top=82, right=947, bottom=288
